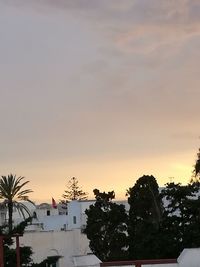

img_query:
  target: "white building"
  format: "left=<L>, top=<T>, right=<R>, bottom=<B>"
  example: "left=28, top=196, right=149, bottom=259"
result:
left=17, top=199, right=128, bottom=267
left=21, top=200, right=99, bottom=267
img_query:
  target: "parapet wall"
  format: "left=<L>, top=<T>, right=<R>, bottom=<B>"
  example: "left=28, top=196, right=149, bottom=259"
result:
left=101, top=259, right=178, bottom=267
left=101, top=248, right=200, bottom=267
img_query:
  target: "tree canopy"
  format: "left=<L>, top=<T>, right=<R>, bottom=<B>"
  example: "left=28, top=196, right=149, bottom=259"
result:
left=127, top=175, right=163, bottom=259
left=85, top=170, right=200, bottom=261
left=192, top=148, right=200, bottom=181
left=84, top=189, right=128, bottom=261
left=160, top=181, right=200, bottom=257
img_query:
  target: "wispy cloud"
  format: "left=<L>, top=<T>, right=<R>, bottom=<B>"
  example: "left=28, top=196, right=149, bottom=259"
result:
left=116, top=23, right=200, bottom=54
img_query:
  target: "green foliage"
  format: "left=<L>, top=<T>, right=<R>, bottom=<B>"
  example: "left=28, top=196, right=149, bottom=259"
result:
left=127, top=175, right=200, bottom=260
left=12, top=217, right=32, bottom=236
left=84, top=170, right=200, bottom=261
left=4, top=246, right=33, bottom=267
left=32, top=256, right=62, bottom=267
left=0, top=218, right=33, bottom=267
left=61, top=177, right=88, bottom=203
left=0, top=174, right=33, bottom=233
left=160, top=181, right=200, bottom=257
left=84, top=189, right=128, bottom=261
left=192, top=148, right=200, bottom=181
left=0, top=174, right=36, bottom=266
left=3, top=244, right=61, bottom=267
left=0, top=218, right=61, bottom=267
left=127, top=175, right=163, bottom=259
left=127, top=175, right=162, bottom=225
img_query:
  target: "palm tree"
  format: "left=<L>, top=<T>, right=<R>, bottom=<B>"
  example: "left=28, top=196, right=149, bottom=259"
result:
left=0, top=174, right=33, bottom=233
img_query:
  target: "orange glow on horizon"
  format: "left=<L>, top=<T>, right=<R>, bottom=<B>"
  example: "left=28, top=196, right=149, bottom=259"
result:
left=19, top=149, right=195, bottom=204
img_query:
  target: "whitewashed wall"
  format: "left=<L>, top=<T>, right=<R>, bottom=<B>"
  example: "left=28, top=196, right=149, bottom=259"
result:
left=20, top=229, right=91, bottom=267
left=68, top=201, right=82, bottom=229
left=178, top=248, right=200, bottom=267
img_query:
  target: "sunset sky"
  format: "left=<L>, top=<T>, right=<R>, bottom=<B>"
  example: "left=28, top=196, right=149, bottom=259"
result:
left=0, top=0, right=200, bottom=203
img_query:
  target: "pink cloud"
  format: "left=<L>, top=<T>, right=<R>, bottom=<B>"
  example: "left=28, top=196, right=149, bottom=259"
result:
left=116, top=23, right=200, bottom=54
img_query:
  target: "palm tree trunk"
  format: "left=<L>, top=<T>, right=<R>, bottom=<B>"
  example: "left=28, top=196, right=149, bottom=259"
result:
left=8, top=201, right=13, bottom=233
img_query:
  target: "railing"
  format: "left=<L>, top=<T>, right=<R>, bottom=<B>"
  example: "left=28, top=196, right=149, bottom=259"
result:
left=101, top=258, right=177, bottom=267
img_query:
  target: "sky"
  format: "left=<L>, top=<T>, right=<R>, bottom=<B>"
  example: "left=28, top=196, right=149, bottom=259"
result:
left=0, top=0, right=200, bottom=203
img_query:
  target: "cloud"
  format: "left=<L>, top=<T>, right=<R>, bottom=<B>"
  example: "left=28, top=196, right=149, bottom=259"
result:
left=0, top=0, right=200, bottom=196
left=107, top=0, right=200, bottom=56
left=115, top=23, right=200, bottom=54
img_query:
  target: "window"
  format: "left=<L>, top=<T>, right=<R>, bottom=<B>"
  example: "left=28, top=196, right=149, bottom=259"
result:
left=47, top=210, right=50, bottom=216
left=73, top=216, right=76, bottom=224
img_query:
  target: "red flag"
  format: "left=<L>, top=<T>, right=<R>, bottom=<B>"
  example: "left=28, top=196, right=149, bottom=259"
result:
left=52, top=198, right=57, bottom=209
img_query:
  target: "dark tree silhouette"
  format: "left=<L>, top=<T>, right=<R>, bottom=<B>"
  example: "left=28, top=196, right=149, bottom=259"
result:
left=127, top=175, right=163, bottom=259
left=192, top=148, right=200, bottom=181
left=161, top=182, right=200, bottom=257
left=84, top=189, right=128, bottom=261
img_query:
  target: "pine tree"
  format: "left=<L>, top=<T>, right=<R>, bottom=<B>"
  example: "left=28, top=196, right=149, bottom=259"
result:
left=62, top=177, right=88, bottom=202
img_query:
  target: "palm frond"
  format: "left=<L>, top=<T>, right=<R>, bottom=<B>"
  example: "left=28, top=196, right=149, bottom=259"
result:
left=0, top=174, right=33, bottom=232
left=13, top=201, right=32, bottom=218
